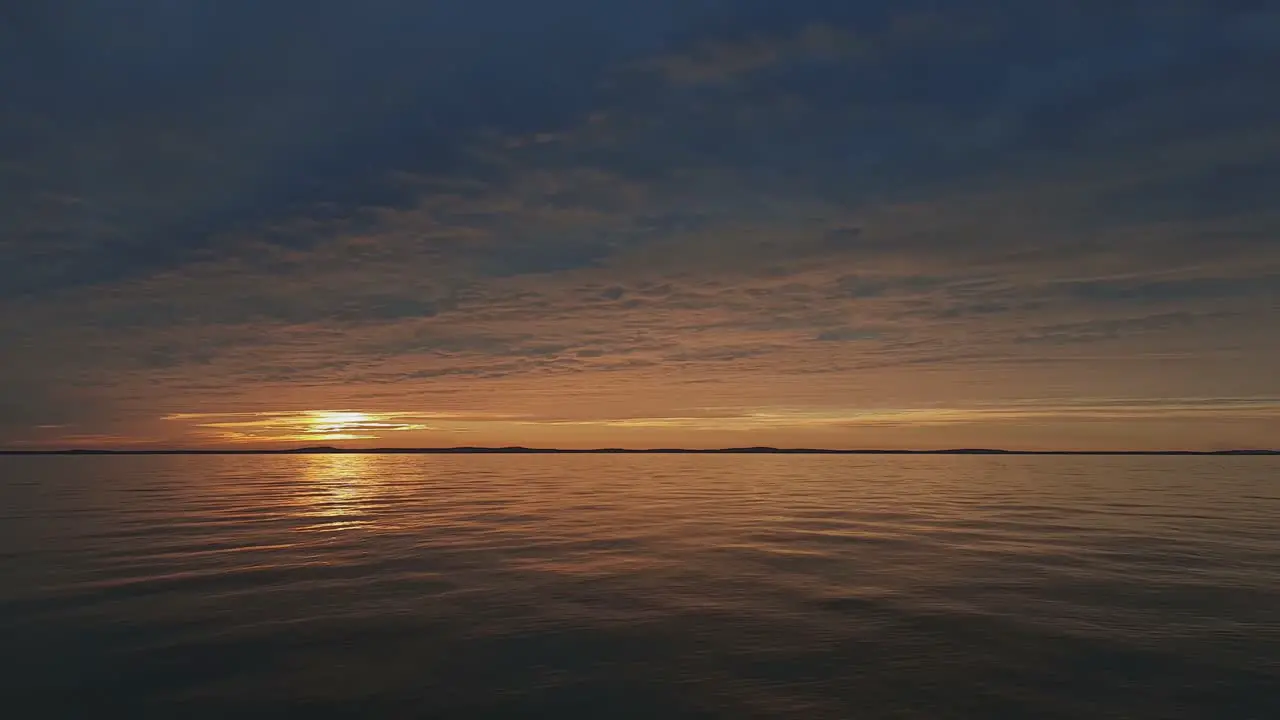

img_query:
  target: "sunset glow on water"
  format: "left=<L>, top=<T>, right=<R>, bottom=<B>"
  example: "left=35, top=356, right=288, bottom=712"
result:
left=3, top=455, right=1278, bottom=717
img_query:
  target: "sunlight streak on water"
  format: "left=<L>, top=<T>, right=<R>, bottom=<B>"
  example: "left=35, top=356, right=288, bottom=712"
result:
left=295, top=453, right=382, bottom=532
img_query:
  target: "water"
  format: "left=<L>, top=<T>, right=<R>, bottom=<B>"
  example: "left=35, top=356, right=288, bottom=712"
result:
left=1, top=455, right=1277, bottom=718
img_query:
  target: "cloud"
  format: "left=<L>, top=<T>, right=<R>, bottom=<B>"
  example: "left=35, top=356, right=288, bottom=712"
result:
left=1062, top=277, right=1279, bottom=304
left=2, top=1, right=1279, bottom=449
left=814, top=328, right=882, bottom=343
left=162, top=410, right=535, bottom=444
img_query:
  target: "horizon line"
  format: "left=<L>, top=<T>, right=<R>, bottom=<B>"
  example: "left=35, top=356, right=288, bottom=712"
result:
left=1, top=446, right=1277, bottom=456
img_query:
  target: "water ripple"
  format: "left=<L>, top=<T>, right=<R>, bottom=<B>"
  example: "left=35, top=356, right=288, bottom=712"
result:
left=1, top=454, right=1277, bottom=718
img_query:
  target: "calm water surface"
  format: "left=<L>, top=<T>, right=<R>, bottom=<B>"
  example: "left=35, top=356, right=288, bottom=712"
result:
left=1, top=455, right=1277, bottom=718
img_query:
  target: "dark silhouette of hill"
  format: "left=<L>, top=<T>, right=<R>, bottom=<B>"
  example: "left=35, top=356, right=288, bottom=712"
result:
left=1, top=447, right=1277, bottom=456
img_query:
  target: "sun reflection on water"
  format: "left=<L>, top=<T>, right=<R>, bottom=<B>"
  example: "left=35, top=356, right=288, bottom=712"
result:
left=295, top=453, right=380, bottom=532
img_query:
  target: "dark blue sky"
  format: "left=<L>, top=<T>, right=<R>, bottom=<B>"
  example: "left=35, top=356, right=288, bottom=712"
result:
left=2, top=1, right=1278, bottom=449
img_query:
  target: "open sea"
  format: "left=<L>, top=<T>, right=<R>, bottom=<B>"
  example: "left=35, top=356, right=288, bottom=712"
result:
left=1, top=454, right=1277, bottom=718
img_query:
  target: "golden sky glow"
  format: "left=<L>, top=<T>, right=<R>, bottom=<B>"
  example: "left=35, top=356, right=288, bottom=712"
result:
left=158, top=411, right=435, bottom=443
left=60, top=398, right=1265, bottom=451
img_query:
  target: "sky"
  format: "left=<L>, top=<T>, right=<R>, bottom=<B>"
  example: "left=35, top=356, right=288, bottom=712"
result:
left=2, top=0, right=1279, bottom=451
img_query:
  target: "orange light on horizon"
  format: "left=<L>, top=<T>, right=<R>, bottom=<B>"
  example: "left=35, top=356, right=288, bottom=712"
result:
left=164, top=410, right=430, bottom=444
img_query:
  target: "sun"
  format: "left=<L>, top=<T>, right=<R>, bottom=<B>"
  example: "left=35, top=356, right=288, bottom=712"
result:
left=307, top=411, right=373, bottom=434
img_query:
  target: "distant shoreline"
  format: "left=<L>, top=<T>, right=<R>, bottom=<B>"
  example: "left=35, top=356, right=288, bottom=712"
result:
left=1, top=447, right=1276, bottom=456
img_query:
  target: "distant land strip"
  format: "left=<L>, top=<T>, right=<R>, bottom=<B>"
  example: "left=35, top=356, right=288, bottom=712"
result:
left=1, top=447, right=1277, bottom=456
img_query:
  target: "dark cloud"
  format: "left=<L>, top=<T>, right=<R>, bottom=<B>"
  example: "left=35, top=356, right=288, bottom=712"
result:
left=0, top=0, right=717, bottom=295
left=1096, top=160, right=1280, bottom=223
left=814, top=328, right=882, bottom=342
left=834, top=275, right=944, bottom=299
left=3, top=1, right=1280, bottom=448
left=1014, top=312, right=1206, bottom=346
left=1063, top=277, right=1279, bottom=304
